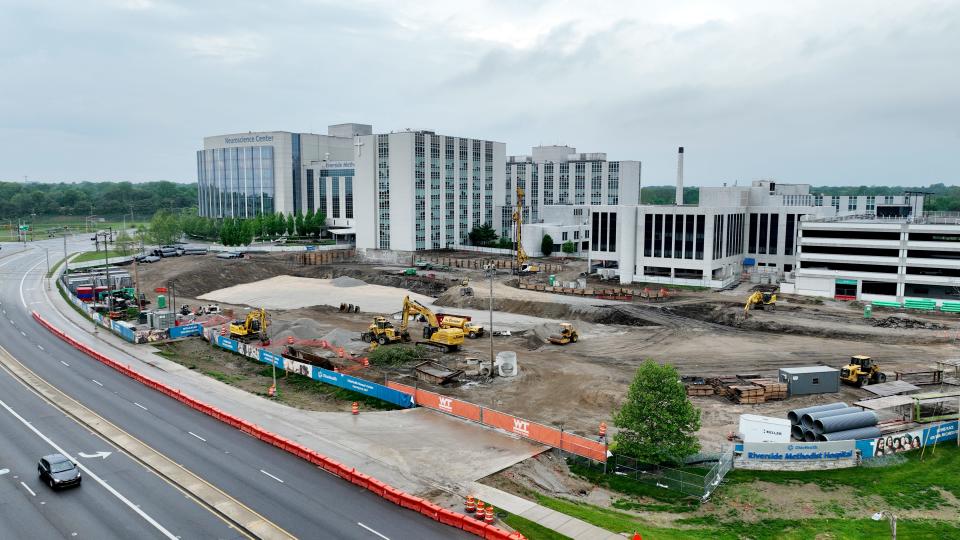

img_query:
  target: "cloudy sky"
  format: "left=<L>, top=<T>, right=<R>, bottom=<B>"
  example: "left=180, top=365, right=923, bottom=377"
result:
left=1, top=0, right=958, bottom=186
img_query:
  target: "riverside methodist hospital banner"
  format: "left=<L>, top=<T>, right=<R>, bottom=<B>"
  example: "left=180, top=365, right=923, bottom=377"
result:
left=857, top=420, right=959, bottom=458
left=742, top=441, right=855, bottom=461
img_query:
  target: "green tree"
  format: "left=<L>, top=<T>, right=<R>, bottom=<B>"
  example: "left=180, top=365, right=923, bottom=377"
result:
left=115, top=230, right=135, bottom=256
left=613, top=360, right=701, bottom=465
left=541, top=234, right=554, bottom=256
left=272, top=212, right=286, bottom=236
left=285, top=214, right=296, bottom=236
left=497, top=236, right=513, bottom=249
left=295, top=214, right=305, bottom=237
left=134, top=225, right=149, bottom=254
left=149, top=209, right=181, bottom=246
left=219, top=218, right=234, bottom=246
left=561, top=240, right=576, bottom=254
left=468, top=223, right=497, bottom=246
left=311, top=211, right=326, bottom=237
left=303, top=210, right=315, bottom=237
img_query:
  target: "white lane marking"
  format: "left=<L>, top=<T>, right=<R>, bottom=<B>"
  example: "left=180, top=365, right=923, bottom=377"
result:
left=37, top=345, right=44, bottom=351
left=358, top=522, right=390, bottom=540
left=9, top=320, right=14, bottom=325
left=20, top=259, right=44, bottom=309
left=60, top=360, right=70, bottom=367
left=77, top=451, right=111, bottom=460
left=20, top=481, right=36, bottom=497
left=20, top=331, right=26, bottom=336
left=188, top=431, right=207, bottom=442
left=91, top=379, right=103, bottom=387
left=2, top=309, right=5, bottom=314
left=0, top=398, right=178, bottom=539
left=259, top=469, right=284, bottom=483
left=0, top=468, right=8, bottom=475
left=133, top=402, right=148, bottom=411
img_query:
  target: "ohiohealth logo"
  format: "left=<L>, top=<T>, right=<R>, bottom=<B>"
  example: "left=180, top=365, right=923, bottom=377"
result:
left=513, top=419, right=530, bottom=437
left=438, top=396, right=454, bottom=412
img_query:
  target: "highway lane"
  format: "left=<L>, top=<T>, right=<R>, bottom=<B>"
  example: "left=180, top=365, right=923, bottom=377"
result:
left=1, top=242, right=469, bottom=540
left=0, top=360, right=243, bottom=539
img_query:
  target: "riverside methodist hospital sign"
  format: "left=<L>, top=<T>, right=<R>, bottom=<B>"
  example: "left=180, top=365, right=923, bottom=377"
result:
left=743, top=441, right=855, bottom=461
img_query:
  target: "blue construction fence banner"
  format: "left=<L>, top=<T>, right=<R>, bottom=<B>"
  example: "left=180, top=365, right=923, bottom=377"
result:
left=208, top=331, right=414, bottom=408
left=735, top=420, right=959, bottom=460
left=169, top=323, right=203, bottom=339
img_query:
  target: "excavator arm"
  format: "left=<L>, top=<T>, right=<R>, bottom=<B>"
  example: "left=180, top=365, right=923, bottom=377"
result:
left=400, top=296, right=440, bottom=331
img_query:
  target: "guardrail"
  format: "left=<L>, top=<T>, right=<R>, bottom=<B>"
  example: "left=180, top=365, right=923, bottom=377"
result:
left=30, top=311, right=522, bottom=539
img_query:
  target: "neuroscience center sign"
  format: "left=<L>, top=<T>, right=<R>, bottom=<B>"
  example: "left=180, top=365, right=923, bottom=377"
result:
left=743, top=441, right=855, bottom=461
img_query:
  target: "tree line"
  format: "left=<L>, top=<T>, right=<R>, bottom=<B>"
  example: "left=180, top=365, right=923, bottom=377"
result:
left=0, top=181, right=197, bottom=219
left=140, top=209, right=328, bottom=247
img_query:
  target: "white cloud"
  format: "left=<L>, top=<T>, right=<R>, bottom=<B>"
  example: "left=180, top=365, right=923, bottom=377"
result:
left=181, top=33, right=265, bottom=63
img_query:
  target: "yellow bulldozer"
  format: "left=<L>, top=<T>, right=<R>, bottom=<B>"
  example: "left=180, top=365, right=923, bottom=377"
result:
left=840, top=355, right=887, bottom=387
left=361, top=316, right=409, bottom=346
left=743, top=291, right=777, bottom=316
left=229, top=308, right=270, bottom=345
left=547, top=323, right=579, bottom=345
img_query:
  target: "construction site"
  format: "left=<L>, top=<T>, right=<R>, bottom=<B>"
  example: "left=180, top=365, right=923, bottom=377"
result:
left=127, top=248, right=960, bottom=449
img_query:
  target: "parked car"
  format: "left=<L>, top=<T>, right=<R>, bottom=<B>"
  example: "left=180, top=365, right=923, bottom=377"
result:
left=38, top=454, right=81, bottom=490
left=141, top=255, right=161, bottom=263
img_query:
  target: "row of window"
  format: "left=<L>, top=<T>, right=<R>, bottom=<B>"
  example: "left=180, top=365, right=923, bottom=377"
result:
left=197, top=146, right=276, bottom=218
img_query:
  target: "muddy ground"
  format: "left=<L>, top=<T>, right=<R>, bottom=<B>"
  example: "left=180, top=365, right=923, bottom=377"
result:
left=133, top=252, right=960, bottom=445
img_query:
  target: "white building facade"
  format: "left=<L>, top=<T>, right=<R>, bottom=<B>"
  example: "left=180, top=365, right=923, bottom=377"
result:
left=503, top=146, right=641, bottom=238
left=353, top=130, right=506, bottom=252
left=787, top=214, right=960, bottom=304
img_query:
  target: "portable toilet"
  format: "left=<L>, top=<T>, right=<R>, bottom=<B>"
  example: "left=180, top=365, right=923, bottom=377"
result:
left=157, top=295, right=167, bottom=309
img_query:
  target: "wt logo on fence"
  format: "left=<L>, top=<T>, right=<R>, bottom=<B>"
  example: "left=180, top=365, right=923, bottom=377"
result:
left=513, top=419, right=530, bottom=437
left=438, top=396, right=453, bottom=413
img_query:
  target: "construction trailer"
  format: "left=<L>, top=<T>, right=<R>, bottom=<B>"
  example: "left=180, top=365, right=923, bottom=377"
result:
left=779, top=366, right=840, bottom=396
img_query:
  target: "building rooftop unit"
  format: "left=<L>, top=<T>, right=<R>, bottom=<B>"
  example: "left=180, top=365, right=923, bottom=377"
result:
left=804, top=211, right=959, bottom=225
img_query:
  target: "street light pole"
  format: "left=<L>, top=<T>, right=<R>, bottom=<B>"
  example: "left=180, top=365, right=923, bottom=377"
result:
left=45, top=248, right=50, bottom=290
left=485, top=264, right=495, bottom=372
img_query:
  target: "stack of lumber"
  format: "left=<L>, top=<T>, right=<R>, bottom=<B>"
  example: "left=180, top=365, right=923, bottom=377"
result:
left=709, top=376, right=741, bottom=397
left=747, top=378, right=788, bottom=401
left=730, top=385, right=765, bottom=404
left=685, top=384, right=714, bottom=396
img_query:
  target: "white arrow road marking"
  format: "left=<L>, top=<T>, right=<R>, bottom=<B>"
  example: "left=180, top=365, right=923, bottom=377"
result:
left=358, top=523, right=390, bottom=540
left=78, top=451, right=112, bottom=460
left=20, top=482, right=36, bottom=497
left=37, top=345, right=44, bottom=351
left=0, top=468, right=9, bottom=476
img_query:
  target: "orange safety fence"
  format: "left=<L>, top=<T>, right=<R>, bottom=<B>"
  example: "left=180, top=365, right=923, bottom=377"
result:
left=386, top=381, right=607, bottom=462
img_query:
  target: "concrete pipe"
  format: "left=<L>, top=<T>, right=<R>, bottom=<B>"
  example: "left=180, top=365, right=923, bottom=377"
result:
left=791, top=424, right=805, bottom=440
left=803, top=429, right=818, bottom=442
left=800, top=407, right=862, bottom=430
left=814, top=411, right=879, bottom=434
left=787, top=402, right=847, bottom=425
left=816, top=426, right=882, bottom=442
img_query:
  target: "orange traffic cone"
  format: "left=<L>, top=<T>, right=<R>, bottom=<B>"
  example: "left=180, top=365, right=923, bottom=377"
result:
left=267, top=385, right=275, bottom=397
left=465, top=495, right=475, bottom=513
left=475, top=500, right=485, bottom=519
left=599, top=422, right=607, bottom=439
left=287, top=335, right=294, bottom=345
left=485, top=505, right=494, bottom=524
left=632, top=532, right=642, bottom=540
left=351, top=402, right=359, bottom=415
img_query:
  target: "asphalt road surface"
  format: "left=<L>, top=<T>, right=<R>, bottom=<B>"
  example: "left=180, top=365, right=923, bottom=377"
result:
left=0, top=239, right=467, bottom=540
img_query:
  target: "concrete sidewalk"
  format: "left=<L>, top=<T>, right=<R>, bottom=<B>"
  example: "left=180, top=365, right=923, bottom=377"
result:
left=41, top=278, right=624, bottom=539
left=469, top=482, right=624, bottom=540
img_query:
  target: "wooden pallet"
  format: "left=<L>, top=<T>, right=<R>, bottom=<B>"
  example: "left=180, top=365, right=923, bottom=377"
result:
left=747, top=378, right=788, bottom=401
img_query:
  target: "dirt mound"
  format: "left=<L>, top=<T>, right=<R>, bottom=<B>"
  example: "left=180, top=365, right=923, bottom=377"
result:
left=331, top=275, right=366, bottom=287
left=269, top=317, right=327, bottom=341
left=872, top=316, right=948, bottom=330
left=320, top=328, right=362, bottom=351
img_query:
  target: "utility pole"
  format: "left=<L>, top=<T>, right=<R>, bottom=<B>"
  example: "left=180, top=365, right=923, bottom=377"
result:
left=63, top=231, right=69, bottom=276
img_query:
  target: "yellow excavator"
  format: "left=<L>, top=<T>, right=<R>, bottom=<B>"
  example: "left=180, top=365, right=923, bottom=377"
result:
left=513, top=188, right=539, bottom=275
left=400, top=296, right=464, bottom=351
left=743, top=291, right=777, bottom=316
left=229, top=308, right=270, bottom=345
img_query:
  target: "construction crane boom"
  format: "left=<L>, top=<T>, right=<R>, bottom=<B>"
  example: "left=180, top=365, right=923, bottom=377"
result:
left=513, top=187, right=529, bottom=269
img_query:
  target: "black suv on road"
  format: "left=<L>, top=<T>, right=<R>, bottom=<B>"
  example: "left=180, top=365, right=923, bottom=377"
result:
left=38, top=454, right=82, bottom=490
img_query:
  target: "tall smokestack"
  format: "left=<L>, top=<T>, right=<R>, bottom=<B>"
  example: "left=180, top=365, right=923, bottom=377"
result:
left=675, top=146, right=684, bottom=205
